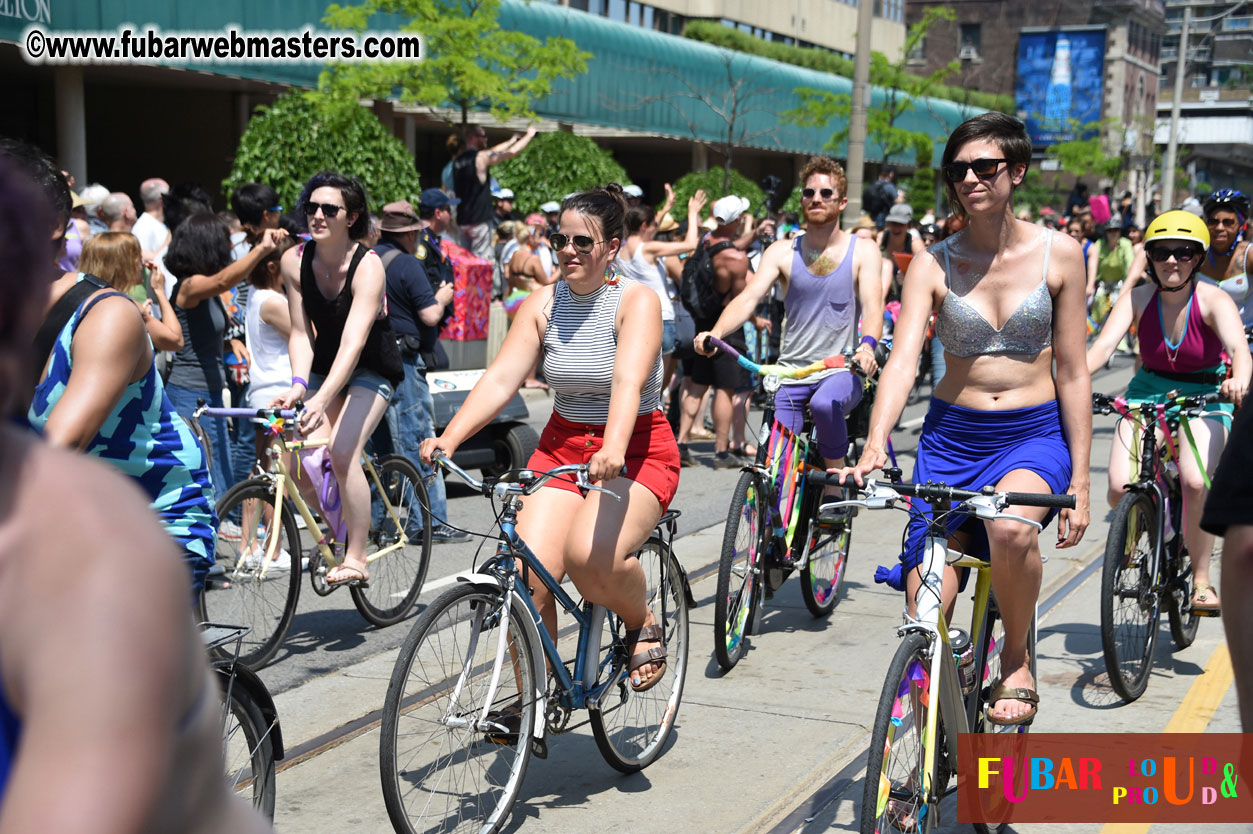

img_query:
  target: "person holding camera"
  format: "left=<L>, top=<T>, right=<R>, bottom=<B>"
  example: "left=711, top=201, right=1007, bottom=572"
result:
left=372, top=193, right=469, bottom=543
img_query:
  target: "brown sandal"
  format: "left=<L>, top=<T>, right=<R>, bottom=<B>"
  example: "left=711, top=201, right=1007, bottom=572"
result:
left=1192, top=582, right=1221, bottom=615
left=625, top=623, right=668, bottom=692
left=985, top=680, right=1039, bottom=726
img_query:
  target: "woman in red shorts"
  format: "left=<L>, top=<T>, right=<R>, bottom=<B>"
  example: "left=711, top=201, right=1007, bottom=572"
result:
left=421, top=183, right=679, bottom=691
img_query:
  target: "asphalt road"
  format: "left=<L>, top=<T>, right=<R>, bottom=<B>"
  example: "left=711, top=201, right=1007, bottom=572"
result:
left=249, top=355, right=1140, bottom=697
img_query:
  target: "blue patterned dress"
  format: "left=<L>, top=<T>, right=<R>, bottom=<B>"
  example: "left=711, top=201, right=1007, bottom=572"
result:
left=27, top=279, right=217, bottom=593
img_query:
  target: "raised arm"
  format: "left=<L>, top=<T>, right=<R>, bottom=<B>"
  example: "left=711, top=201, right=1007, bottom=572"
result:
left=141, top=263, right=183, bottom=351
left=480, top=125, right=537, bottom=170
left=642, top=190, right=707, bottom=259
left=173, top=229, right=285, bottom=308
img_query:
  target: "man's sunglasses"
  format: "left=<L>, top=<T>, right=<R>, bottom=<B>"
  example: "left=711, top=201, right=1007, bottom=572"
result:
left=1147, top=245, right=1200, bottom=262
left=304, top=202, right=345, bottom=218
left=943, top=158, right=1008, bottom=182
left=550, top=233, right=606, bottom=254
left=802, top=187, right=837, bottom=201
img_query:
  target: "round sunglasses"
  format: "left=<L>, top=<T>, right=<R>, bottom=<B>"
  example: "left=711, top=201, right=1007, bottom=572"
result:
left=802, top=187, right=837, bottom=201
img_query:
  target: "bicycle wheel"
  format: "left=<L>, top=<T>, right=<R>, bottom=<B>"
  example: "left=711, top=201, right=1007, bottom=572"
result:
left=714, top=471, right=766, bottom=671
left=800, top=513, right=851, bottom=617
left=217, top=667, right=277, bottom=820
left=380, top=583, right=537, bottom=834
left=1100, top=491, right=1160, bottom=702
left=1165, top=483, right=1200, bottom=649
left=352, top=455, right=433, bottom=627
left=201, top=478, right=302, bottom=670
left=590, top=540, right=689, bottom=773
left=861, top=632, right=946, bottom=834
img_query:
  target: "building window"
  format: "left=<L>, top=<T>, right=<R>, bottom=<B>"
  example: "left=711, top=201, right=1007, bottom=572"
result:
left=570, top=0, right=588, bottom=9
left=608, top=0, right=625, bottom=21
left=641, top=4, right=653, bottom=29
left=908, top=34, right=925, bottom=62
left=960, top=23, right=981, bottom=59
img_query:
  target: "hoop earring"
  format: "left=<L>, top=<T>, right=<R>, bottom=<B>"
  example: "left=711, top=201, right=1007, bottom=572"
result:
left=604, top=262, right=620, bottom=285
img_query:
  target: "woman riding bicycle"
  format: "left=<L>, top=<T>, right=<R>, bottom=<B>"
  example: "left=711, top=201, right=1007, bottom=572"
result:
left=845, top=113, right=1092, bottom=726
left=1198, top=189, right=1251, bottom=329
left=421, top=184, right=678, bottom=692
left=272, top=172, right=405, bottom=589
left=1087, top=210, right=1251, bottom=614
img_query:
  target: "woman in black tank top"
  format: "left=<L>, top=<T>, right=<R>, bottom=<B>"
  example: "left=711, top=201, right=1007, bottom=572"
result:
left=273, top=172, right=402, bottom=587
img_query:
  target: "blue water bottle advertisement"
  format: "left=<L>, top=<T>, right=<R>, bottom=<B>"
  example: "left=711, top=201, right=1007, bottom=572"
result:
left=1015, top=28, right=1106, bottom=146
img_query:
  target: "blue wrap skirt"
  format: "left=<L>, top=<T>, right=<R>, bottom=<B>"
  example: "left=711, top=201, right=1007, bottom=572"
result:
left=876, top=398, right=1073, bottom=591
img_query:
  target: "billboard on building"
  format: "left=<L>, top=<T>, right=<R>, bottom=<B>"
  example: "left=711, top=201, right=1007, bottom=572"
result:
left=1015, top=28, right=1107, bottom=147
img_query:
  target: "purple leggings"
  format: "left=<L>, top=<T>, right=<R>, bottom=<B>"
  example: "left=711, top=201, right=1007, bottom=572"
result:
left=773, top=371, right=862, bottom=460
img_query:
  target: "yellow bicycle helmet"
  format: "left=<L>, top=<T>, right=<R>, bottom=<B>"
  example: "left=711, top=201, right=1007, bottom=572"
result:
left=1142, top=210, right=1210, bottom=290
left=1143, top=210, right=1211, bottom=250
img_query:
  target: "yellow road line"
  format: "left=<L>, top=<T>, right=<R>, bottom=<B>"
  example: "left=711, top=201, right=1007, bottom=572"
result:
left=1098, top=644, right=1234, bottom=834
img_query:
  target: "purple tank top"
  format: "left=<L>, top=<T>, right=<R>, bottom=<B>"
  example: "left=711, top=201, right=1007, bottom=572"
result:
left=779, top=235, right=858, bottom=372
left=1139, top=287, right=1225, bottom=373
left=57, top=220, right=83, bottom=273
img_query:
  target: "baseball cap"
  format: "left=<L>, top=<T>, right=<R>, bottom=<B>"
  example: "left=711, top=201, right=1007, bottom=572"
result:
left=886, top=203, right=914, bottom=225
left=623, top=184, right=644, bottom=199
left=418, top=188, right=459, bottom=209
left=711, top=195, right=750, bottom=226
left=539, top=201, right=561, bottom=214
left=493, top=188, right=514, bottom=200
left=380, top=200, right=422, bottom=232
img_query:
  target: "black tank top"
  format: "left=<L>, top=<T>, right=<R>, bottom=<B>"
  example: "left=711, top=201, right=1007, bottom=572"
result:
left=300, top=242, right=404, bottom=387
left=452, top=149, right=492, bottom=226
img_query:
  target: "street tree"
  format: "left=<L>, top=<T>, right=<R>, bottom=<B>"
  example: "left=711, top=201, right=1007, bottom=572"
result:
left=785, top=7, right=958, bottom=166
left=320, top=0, right=589, bottom=128
left=493, top=131, right=627, bottom=215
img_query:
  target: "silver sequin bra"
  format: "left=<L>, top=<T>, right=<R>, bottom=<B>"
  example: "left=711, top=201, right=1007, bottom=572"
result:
left=935, top=230, right=1055, bottom=358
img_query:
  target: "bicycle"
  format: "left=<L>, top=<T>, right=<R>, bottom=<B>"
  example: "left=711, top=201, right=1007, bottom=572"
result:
left=195, top=405, right=434, bottom=669
left=201, top=622, right=284, bottom=819
left=704, top=335, right=886, bottom=671
left=378, top=454, right=690, bottom=834
left=1092, top=391, right=1221, bottom=703
left=820, top=470, right=1074, bottom=834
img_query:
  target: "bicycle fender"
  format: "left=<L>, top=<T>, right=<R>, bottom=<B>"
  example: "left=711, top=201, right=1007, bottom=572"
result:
left=453, top=576, right=550, bottom=742
left=213, top=662, right=286, bottom=760
left=667, top=549, right=698, bottom=610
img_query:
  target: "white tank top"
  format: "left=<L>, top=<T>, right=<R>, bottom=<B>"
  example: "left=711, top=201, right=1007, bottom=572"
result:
left=615, top=243, right=674, bottom=321
left=244, top=288, right=293, bottom=407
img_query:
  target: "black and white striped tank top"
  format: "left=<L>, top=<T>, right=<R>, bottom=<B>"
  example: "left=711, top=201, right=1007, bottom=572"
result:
left=542, top=279, right=663, bottom=424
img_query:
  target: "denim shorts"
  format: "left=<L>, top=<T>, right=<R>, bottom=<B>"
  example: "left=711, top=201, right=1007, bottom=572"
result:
left=309, top=369, right=394, bottom=402
left=661, top=319, right=677, bottom=357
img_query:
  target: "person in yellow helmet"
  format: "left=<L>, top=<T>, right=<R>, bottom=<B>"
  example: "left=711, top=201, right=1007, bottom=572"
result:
left=1088, top=210, right=1251, bottom=614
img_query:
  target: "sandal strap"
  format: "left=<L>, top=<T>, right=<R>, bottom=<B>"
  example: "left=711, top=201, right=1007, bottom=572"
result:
left=989, top=684, right=1039, bottom=706
left=625, top=624, right=664, bottom=643
left=628, top=646, right=668, bottom=672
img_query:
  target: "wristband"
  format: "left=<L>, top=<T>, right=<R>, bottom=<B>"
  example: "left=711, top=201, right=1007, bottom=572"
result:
left=292, top=376, right=309, bottom=389
left=860, top=335, right=878, bottom=350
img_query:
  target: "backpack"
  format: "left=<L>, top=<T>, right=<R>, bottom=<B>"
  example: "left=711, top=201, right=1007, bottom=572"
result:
left=862, top=179, right=892, bottom=219
left=680, top=238, right=735, bottom=322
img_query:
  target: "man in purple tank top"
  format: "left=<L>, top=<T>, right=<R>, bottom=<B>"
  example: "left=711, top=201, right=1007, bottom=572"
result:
left=695, top=156, right=884, bottom=490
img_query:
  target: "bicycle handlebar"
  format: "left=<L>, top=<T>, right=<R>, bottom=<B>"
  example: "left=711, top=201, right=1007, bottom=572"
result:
left=813, top=472, right=1076, bottom=510
left=431, top=451, right=624, bottom=501
left=197, top=406, right=300, bottom=421
left=700, top=335, right=863, bottom=381
left=1092, top=391, right=1222, bottom=416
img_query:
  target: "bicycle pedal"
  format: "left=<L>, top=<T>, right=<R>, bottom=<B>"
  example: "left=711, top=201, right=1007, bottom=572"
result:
left=531, top=736, right=548, bottom=759
left=1193, top=608, right=1221, bottom=618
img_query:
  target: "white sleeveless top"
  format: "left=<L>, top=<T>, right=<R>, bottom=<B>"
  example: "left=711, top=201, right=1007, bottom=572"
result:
left=541, top=280, right=663, bottom=424
left=616, top=244, right=674, bottom=322
left=244, top=288, right=292, bottom=407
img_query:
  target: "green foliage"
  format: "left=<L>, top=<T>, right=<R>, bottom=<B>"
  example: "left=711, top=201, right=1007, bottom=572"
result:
left=1046, top=121, right=1123, bottom=183
left=223, top=92, right=421, bottom=212
left=907, top=168, right=937, bottom=217
left=321, top=0, right=590, bottom=126
left=1013, top=169, right=1063, bottom=216
left=493, top=131, right=627, bottom=215
left=669, top=169, right=765, bottom=216
left=683, top=18, right=1012, bottom=113
left=785, top=7, right=960, bottom=165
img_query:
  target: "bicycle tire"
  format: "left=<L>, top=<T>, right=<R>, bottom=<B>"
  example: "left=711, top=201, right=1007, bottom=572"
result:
left=201, top=478, right=302, bottom=670
left=380, top=583, right=537, bottom=834
left=714, top=471, right=766, bottom=671
left=970, top=600, right=1036, bottom=834
left=351, top=455, right=433, bottom=627
left=1100, top=491, right=1160, bottom=703
left=590, top=540, right=689, bottom=773
left=861, top=632, right=945, bottom=834
left=800, top=513, right=851, bottom=617
left=217, top=667, right=277, bottom=820
left=1165, top=482, right=1200, bottom=649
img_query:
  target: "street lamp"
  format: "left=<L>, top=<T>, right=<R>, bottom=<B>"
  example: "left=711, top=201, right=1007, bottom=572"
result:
left=1161, top=0, right=1248, bottom=209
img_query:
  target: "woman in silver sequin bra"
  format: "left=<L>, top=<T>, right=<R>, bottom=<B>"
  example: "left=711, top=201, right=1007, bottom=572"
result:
left=843, top=113, right=1093, bottom=729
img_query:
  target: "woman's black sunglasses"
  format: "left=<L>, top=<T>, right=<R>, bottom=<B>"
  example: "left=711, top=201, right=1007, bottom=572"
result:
left=1147, top=245, right=1200, bottom=263
left=943, top=158, right=1008, bottom=183
left=304, top=202, right=344, bottom=218
left=550, top=233, right=606, bottom=254
left=801, top=187, right=837, bottom=201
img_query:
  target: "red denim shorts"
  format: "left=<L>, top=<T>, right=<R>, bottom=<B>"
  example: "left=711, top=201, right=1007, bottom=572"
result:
left=527, top=409, right=680, bottom=511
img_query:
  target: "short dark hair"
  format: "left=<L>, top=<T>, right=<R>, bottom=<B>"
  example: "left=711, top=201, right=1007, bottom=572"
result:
left=249, top=234, right=297, bottom=289
left=941, top=112, right=1032, bottom=217
left=625, top=205, right=656, bottom=234
left=231, top=183, right=280, bottom=227
left=164, top=213, right=232, bottom=281
left=0, top=137, right=71, bottom=234
left=562, top=183, right=628, bottom=244
left=0, top=156, right=55, bottom=407
left=162, top=182, right=213, bottom=233
left=296, top=171, right=370, bottom=239
left=378, top=229, right=414, bottom=248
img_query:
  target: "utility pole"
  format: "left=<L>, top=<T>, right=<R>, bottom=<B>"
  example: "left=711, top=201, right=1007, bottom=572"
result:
left=844, top=0, right=875, bottom=226
left=1161, top=4, right=1190, bottom=210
